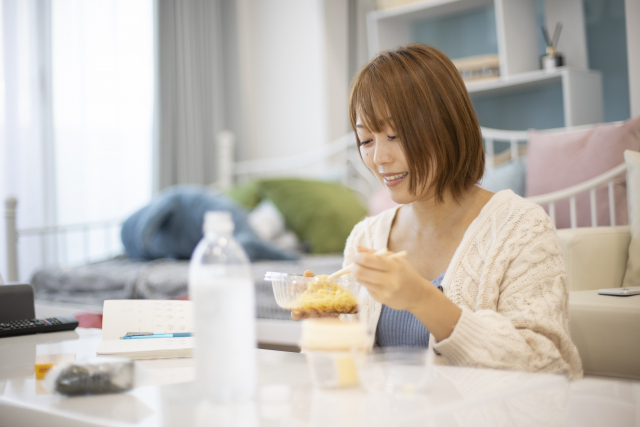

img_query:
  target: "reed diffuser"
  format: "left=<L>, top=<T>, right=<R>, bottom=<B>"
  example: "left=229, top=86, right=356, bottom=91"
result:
left=541, top=23, right=564, bottom=71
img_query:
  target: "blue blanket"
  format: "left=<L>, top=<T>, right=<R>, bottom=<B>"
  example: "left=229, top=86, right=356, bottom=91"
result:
left=121, top=186, right=298, bottom=261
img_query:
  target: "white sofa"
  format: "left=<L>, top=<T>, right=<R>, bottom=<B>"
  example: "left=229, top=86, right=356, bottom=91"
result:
left=558, top=226, right=640, bottom=379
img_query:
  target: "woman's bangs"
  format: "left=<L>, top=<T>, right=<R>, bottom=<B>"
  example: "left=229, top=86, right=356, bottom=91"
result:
left=353, top=76, right=389, bottom=133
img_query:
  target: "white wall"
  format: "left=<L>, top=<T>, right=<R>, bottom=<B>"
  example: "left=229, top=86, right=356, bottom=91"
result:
left=235, top=0, right=351, bottom=164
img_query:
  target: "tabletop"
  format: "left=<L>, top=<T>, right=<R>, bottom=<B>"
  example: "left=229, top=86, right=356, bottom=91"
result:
left=0, top=328, right=638, bottom=427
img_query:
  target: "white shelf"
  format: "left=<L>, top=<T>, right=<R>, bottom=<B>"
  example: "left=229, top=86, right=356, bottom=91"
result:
left=371, top=0, right=492, bottom=23
left=467, top=67, right=603, bottom=127
left=366, top=0, right=604, bottom=128
left=467, top=67, right=575, bottom=94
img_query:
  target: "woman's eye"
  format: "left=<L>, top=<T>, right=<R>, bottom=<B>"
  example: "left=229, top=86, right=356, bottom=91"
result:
left=359, top=139, right=373, bottom=147
left=388, top=135, right=397, bottom=141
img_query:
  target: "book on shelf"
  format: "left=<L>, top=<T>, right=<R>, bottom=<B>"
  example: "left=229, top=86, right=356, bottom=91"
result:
left=96, top=300, right=194, bottom=360
left=452, top=54, right=500, bottom=83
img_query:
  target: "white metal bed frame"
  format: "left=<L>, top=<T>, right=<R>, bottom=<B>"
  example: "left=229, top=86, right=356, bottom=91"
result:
left=4, top=125, right=627, bottom=282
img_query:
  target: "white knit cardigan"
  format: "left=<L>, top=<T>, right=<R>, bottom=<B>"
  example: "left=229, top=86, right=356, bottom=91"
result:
left=344, top=189, right=583, bottom=379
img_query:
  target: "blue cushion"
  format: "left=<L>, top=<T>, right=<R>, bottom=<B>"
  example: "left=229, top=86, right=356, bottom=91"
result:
left=121, top=185, right=298, bottom=261
left=480, top=156, right=527, bottom=197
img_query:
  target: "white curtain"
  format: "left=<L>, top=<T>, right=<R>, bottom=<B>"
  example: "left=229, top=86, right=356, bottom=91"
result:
left=0, top=0, right=53, bottom=281
left=0, top=0, right=154, bottom=280
left=51, top=0, right=154, bottom=265
left=155, top=0, right=224, bottom=190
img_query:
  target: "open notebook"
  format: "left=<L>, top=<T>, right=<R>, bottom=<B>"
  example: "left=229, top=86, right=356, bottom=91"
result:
left=96, top=300, right=194, bottom=360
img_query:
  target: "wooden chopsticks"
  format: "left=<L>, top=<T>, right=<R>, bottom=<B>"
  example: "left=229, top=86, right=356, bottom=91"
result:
left=326, top=248, right=407, bottom=281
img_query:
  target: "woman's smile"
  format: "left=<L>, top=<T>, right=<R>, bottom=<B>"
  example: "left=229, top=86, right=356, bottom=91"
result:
left=381, top=172, right=408, bottom=187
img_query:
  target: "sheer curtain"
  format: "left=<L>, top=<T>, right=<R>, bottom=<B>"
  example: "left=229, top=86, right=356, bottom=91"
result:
left=51, top=0, right=154, bottom=265
left=155, top=0, right=224, bottom=190
left=0, top=0, right=154, bottom=280
left=0, top=0, right=53, bottom=281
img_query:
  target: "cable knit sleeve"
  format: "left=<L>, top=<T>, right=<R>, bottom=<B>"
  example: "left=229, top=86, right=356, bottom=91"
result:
left=433, top=199, right=583, bottom=379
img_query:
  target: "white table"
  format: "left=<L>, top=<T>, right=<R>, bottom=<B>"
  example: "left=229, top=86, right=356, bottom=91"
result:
left=0, top=329, right=638, bottom=427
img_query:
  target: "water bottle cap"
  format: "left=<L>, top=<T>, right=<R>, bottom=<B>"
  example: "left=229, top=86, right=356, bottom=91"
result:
left=204, top=211, right=234, bottom=234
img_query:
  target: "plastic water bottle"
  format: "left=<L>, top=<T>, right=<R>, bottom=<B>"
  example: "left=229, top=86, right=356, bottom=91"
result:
left=189, top=211, right=256, bottom=402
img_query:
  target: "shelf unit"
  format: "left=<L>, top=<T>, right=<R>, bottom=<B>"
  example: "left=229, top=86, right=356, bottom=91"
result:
left=367, top=0, right=604, bottom=128
left=468, top=67, right=602, bottom=127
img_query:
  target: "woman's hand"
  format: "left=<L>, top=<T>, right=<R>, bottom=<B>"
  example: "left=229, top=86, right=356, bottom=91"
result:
left=352, top=247, right=434, bottom=312
left=353, top=246, right=462, bottom=342
left=291, top=310, right=338, bottom=321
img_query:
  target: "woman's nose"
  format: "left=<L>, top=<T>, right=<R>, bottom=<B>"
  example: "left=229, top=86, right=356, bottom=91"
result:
left=373, top=139, right=391, bottom=165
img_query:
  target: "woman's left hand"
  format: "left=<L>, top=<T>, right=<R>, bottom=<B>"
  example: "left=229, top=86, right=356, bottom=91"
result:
left=352, top=247, right=433, bottom=312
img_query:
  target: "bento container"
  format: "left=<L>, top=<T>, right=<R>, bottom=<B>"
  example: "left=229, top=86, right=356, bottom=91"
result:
left=264, top=272, right=360, bottom=314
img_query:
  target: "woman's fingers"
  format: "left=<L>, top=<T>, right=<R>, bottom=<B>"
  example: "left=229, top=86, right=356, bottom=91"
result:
left=354, top=251, right=395, bottom=271
left=353, top=262, right=390, bottom=286
left=290, top=310, right=337, bottom=321
left=291, top=310, right=305, bottom=321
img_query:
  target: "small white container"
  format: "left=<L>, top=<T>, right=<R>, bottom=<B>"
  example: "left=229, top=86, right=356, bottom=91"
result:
left=300, top=319, right=370, bottom=389
left=357, top=347, right=435, bottom=394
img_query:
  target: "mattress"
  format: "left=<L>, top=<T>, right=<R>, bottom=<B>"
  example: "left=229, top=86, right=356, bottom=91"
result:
left=31, top=254, right=345, bottom=320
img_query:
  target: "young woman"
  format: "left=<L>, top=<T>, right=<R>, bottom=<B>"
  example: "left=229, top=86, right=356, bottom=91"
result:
left=344, top=44, right=582, bottom=379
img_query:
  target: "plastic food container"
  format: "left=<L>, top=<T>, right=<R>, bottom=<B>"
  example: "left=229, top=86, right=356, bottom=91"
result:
left=357, top=347, right=434, bottom=394
left=299, top=318, right=371, bottom=389
left=265, top=272, right=360, bottom=314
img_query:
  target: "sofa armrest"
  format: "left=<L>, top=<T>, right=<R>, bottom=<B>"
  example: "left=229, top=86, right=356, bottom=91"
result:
left=557, top=226, right=630, bottom=291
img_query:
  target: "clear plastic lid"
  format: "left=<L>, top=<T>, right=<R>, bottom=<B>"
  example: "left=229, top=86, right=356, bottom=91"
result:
left=264, top=271, right=303, bottom=281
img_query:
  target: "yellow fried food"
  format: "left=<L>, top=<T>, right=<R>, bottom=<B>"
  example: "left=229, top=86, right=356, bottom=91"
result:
left=295, top=275, right=357, bottom=313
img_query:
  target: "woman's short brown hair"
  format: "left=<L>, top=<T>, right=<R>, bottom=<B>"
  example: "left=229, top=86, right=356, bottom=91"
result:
left=349, top=44, right=484, bottom=202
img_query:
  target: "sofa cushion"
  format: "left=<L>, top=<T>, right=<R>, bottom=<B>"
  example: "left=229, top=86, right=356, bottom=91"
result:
left=569, top=290, right=640, bottom=379
left=526, top=116, right=640, bottom=228
left=480, top=156, right=527, bottom=196
left=260, top=179, right=368, bottom=254
left=623, top=150, right=640, bottom=287
left=367, top=187, right=400, bottom=216
left=557, top=226, right=630, bottom=292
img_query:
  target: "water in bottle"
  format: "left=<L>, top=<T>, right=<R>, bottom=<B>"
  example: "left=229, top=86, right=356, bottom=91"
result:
left=189, top=211, right=256, bottom=402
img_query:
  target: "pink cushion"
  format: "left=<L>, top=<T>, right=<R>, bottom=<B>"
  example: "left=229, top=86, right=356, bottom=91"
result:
left=526, top=116, right=640, bottom=228
left=368, top=187, right=400, bottom=216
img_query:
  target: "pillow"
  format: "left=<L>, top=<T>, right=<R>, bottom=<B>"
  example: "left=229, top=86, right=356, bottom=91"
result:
left=259, top=179, right=368, bottom=254
left=248, top=199, right=287, bottom=241
left=480, top=156, right=527, bottom=196
left=247, top=199, right=301, bottom=252
left=225, top=181, right=261, bottom=209
left=526, top=116, right=640, bottom=228
left=368, top=187, right=400, bottom=216
left=622, top=150, right=640, bottom=287
left=121, top=185, right=298, bottom=261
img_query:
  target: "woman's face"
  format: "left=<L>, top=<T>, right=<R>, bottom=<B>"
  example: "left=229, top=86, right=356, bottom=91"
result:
left=356, top=117, right=418, bottom=204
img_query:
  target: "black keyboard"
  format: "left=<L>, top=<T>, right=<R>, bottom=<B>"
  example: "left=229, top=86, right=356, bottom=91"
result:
left=0, top=316, right=79, bottom=338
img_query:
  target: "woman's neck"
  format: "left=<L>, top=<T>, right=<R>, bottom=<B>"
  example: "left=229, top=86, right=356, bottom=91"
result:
left=406, top=186, right=489, bottom=236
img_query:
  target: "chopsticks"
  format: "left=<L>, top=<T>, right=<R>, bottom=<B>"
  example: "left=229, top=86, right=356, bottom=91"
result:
left=326, top=249, right=407, bottom=281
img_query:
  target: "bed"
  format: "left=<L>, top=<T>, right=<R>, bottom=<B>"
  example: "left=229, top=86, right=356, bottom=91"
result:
left=4, top=124, right=630, bottom=347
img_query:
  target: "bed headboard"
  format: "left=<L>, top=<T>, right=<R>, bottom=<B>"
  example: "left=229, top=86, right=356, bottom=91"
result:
left=212, top=130, right=382, bottom=202
left=4, top=124, right=628, bottom=282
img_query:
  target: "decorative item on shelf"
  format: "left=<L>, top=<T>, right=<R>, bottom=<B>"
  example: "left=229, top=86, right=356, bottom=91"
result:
left=541, top=23, right=564, bottom=71
left=451, top=54, right=500, bottom=83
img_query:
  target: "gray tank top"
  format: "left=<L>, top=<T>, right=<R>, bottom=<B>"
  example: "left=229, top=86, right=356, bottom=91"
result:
left=375, top=272, right=445, bottom=348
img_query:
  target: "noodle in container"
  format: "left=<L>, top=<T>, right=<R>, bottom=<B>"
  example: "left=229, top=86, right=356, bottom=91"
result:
left=265, top=272, right=360, bottom=314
